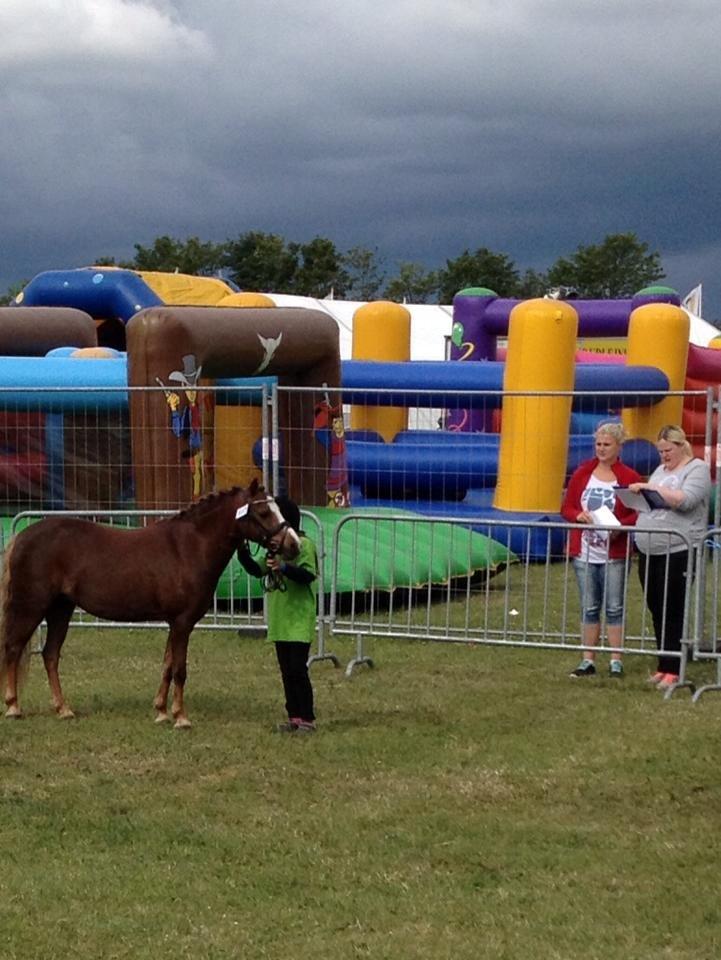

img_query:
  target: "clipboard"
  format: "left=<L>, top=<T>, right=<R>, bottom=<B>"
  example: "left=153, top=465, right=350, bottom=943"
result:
left=615, top=487, right=666, bottom=512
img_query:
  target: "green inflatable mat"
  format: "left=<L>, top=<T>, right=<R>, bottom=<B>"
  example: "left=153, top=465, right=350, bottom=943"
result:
left=225, top=506, right=515, bottom=598
left=1, top=508, right=515, bottom=599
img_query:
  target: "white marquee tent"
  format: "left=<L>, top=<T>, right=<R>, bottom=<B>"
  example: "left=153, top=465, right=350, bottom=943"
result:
left=267, top=293, right=719, bottom=361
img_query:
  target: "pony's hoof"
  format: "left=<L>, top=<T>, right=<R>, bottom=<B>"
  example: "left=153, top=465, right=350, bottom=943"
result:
left=4, top=705, right=22, bottom=719
left=57, top=707, right=75, bottom=720
left=173, top=716, right=192, bottom=730
left=155, top=712, right=170, bottom=724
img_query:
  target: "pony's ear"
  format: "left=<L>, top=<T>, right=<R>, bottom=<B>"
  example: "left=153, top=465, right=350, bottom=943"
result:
left=248, top=477, right=259, bottom=496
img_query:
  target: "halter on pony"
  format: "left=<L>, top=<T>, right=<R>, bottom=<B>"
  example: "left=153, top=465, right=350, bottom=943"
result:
left=236, top=491, right=299, bottom=593
left=235, top=491, right=298, bottom=566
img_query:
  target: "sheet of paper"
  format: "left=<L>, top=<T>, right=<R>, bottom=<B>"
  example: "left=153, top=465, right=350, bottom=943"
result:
left=590, top=505, right=621, bottom=526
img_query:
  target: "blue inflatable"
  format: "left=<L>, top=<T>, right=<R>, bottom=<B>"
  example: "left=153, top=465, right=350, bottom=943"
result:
left=341, top=360, right=668, bottom=409
left=16, top=269, right=162, bottom=322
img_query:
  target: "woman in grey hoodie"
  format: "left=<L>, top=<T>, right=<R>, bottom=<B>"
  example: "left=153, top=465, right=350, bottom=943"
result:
left=630, top=425, right=711, bottom=690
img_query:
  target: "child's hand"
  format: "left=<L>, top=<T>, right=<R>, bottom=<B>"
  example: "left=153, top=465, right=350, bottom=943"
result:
left=266, top=553, right=283, bottom=572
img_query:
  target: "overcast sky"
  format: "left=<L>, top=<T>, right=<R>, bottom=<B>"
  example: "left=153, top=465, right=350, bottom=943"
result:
left=2, top=1, right=719, bottom=318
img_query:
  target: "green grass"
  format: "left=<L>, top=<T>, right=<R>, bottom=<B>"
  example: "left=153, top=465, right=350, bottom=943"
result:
left=2, top=627, right=721, bottom=959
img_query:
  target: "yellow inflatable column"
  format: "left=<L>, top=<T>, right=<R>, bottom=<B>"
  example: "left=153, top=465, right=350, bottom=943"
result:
left=622, top=303, right=689, bottom=442
left=215, top=292, right=276, bottom=489
left=494, top=299, right=578, bottom=512
left=351, top=301, right=411, bottom=442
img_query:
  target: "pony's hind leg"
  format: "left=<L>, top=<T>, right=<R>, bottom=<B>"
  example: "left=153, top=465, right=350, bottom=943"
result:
left=2, top=612, right=43, bottom=719
left=42, top=597, right=76, bottom=719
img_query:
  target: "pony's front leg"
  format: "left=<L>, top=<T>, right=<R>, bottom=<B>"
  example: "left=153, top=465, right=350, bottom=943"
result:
left=169, top=624, right=192, bottom=729
left=153, top=639, right=173, bottom=724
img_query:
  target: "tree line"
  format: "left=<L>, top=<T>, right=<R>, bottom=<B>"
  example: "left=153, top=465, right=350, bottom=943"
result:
left=4, top=231, right=665, bottom=305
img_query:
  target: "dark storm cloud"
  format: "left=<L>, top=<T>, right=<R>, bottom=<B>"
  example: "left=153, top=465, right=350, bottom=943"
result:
left=1, top=1, right=719, bottom=314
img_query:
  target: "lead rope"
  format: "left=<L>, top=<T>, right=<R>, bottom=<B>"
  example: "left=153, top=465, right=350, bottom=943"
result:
left=262, top=542, right=287, bottom=593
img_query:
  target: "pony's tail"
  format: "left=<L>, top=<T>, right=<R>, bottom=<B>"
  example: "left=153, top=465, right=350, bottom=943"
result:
left=0, top=536, right=12, bottom=686
left=0, top=537, right=31, bottom=698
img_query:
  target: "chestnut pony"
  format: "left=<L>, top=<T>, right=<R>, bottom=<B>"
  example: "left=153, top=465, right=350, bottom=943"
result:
left=0, top=480, right=299, bottom=728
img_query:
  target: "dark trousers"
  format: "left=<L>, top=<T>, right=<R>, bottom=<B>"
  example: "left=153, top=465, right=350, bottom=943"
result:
left=637, top=551, right=689, bottom=674
left=274, top=642, right=314, bottom=722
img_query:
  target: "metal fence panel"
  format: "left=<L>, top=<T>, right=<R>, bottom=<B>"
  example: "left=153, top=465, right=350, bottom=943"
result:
left=0, top=382, right=717, bottom=696
left=691, top=525, right=721, bottom=701
left=324, top=512, right=695, bottom=676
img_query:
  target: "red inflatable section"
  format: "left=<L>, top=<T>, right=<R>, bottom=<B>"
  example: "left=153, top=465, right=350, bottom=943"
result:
left=0, top=412, right=47, bottom=502
left=684, top=345, right=721, bottom=474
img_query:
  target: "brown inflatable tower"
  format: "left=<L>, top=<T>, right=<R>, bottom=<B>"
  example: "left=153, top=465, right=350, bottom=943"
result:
left=126, top=306, right=341, bottom=509
left=0, top=307, right=97, bottom=355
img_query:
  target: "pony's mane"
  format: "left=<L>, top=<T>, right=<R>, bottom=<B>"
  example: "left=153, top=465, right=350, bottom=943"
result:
left=169, top=487, right=247, bottom=524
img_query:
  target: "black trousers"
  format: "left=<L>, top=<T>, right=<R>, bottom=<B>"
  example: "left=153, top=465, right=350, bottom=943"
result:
left=637, top=551, right=689, bottom=674
left=274, top=642, right=314, bottom=722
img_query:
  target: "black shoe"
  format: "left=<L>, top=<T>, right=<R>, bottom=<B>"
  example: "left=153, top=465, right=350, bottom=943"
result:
left=569, top=659, right=596, bottom=677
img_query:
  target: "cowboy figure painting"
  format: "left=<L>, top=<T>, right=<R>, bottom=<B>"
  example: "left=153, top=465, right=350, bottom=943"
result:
left=158, top=354, right=206, bottom=499
left=313, top=399, right=350, bottom=507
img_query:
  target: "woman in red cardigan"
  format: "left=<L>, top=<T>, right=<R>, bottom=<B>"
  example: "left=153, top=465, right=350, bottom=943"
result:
left=561, top=421, right=641, bottom=678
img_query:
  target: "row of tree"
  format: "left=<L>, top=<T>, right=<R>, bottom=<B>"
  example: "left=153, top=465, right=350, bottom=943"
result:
left=5, top=232, right=665, bottom=305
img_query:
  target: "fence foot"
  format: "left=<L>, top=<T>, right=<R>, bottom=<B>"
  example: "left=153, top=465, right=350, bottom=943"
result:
left=345, top=655, right=374, bottom=678
left=692, top=683, right=721, bottom=703
left=344, top=633, right=372, bottom=678
left=308, top=652, right=342, bottom=669
left=662, top=679, right=695, bottom=700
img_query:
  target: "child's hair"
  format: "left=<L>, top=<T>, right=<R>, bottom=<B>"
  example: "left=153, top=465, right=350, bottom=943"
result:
left=595, top=421, right=626, bottom=444
left=274, top=495, right=301, bottom=534
left=657, top=424, right=693, bottom=457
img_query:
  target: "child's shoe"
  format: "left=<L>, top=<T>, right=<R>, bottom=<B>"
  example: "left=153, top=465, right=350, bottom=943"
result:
left=657, top=673, right=680, bottom=691
left=295, top=720, right=316, bottom=735
left=569, top=658, right=596, bottom=677
left=609, top=660, right=624, bottom=677
left=275, top=717, right=302, bottom=733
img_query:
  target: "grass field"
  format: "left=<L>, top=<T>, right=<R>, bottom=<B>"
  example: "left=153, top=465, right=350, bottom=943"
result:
left=2, top=624, right=721, bottom=960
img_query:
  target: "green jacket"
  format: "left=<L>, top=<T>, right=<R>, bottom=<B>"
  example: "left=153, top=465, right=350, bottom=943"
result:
left=266, top=535, right=318, bottom=644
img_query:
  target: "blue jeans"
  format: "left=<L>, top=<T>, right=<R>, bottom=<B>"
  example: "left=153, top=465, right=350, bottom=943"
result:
left=572, top=559, right=626, bottom=626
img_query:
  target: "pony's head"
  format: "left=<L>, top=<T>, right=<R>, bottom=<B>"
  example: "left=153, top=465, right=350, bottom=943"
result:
left=234, top=480, right=301, bottom=560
